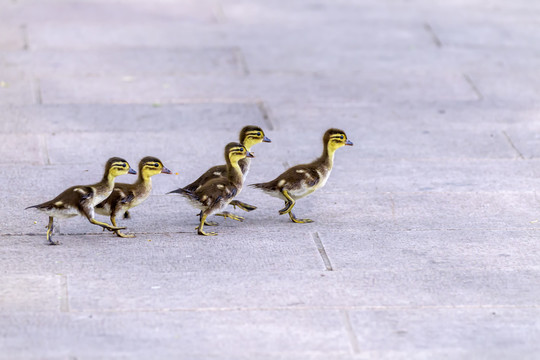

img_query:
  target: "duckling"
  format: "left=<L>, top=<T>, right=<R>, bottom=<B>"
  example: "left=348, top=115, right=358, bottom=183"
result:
left=169, top=142, right=253, bottom=236
left=25, top=157, right=136, bottom=245
left=250, top=129, right=353, bottom=223
left=95, top=157, right=172, bottom=238
left=170, top=125, right=270, bottom=225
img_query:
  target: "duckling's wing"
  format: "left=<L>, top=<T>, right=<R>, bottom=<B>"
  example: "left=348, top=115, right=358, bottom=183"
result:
left=121, top=192, right=135, bottom=204
left=182, top=164, right=227, bottom=192
left=196, top=180, right=238, bottom=208
left=251, top=164, right=319, bottom=192
left=26, top=185, right=93, bottom=210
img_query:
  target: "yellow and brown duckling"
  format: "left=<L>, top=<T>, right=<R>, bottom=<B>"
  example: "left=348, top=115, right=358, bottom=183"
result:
left=95, top=156, right=172, bottom=238
left=169, top=142, right=254, bottom=236
left=25, top=157, right=136, bottom=245
left=172, top=125, right=270, bottom=225
left=251, top=129, right=353, bottom=223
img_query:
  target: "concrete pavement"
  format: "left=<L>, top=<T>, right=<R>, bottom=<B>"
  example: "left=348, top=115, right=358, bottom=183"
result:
left=1, top=0, right=540, bottom=358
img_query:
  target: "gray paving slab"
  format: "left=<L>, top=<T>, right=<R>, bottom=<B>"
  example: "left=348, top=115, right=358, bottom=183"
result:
left=0, top=310, right=349, bottom=359
left=3, top=48, right=244, bottom=77
left=0, top=0, right=217, bottom=26
left=0, top=103, right=266, bottom=134
left=26, top=23, right=226, bottom=50
left=347, top=308, right=540, bottom=359
left=5, top=268, right=538, bottom=311
left=0, top=275, right=65, bottom=312
left=0, top=72, right=35, bottom=105
left=2, top=0, right=540, bottom=357
left=0, top=25, right=25, bottom=51
left=318, top=229, right=540, bottom=271
left=38, top=71, right=477, bottom=104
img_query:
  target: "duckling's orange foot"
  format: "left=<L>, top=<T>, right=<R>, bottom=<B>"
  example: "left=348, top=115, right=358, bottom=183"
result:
left=289, top=212, right=314, bottom=224
left=115, top=231, right=135, bottom=238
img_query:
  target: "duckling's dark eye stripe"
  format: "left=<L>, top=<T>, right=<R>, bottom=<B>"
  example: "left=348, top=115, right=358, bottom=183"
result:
left=112, top=162, right=127, bottom=168
left=230, top=147, right=245, bottom=154
left=245, top=131, right=262, bottom=137
left=330, top=135, right=345, bottom=140
left=144, top=163, right=160, bottom=167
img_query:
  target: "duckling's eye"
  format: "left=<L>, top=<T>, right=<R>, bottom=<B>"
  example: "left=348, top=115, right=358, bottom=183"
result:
left=154, top=163, right=159, bottom=167
left=257, top=132, right=261, bottom=136
left=340, top=135, right=344, bottom=139
left=121, top=163, right=126, bottom=168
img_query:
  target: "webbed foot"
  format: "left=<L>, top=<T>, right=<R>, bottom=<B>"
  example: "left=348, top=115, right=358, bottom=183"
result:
left=289, top=212, right=314, bottom=224
left=216, top=212, right=244, bottom=222
left=46, top=231, right=59, bottom=245
left=198, top=229, right=218, bottom=236
left=230, top=200, right=257, bottom=212
left=115, top=231, right=135, bottom=238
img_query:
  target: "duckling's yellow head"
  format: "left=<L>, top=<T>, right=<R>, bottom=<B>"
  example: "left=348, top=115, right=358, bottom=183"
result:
left=139, top=156, right=172, bottom=178
left=324, top=129, right=353, bottom=153
left=106, top=157, right=136, bottom=178
left=225, top=142, right=254, bottom=164
left=239, top=125, right=271, bottom=150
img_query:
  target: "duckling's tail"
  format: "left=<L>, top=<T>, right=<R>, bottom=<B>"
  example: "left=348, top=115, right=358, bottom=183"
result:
left=249, top=183, right=268, bottom=190
left=167, top=188, right=186, bottom=194
left=167, top=188, right=188, bottom=195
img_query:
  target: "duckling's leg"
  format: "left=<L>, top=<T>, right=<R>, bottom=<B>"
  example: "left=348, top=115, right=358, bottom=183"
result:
left=198, top=212, right=218, bottom=236
left=279, top=190, right=313, bottom=223
left=198, top=211, right=219, bottom=226
left=111, top=215, right=135, bottom=238
left=82, top=207, right=126, bottom=231
left=278, top=190, right=295, bottom=215
left=88, top=217, right=126, bottom=231
left=46, top=216, right=59, bottom=245
left=229, top=200, right=257, bottom=212
left=215, top=211, right=245, bottom=222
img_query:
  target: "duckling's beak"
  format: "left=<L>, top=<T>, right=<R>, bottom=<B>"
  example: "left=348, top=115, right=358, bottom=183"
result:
left=246, top=151, right=255, bottom=158
left=161, top=167, right=172, bottom=174
left=263, top=136, right=271, bottom=143
left=128, top=167, right=137, bottom=174
left=345, top=139, right=354, bottom=146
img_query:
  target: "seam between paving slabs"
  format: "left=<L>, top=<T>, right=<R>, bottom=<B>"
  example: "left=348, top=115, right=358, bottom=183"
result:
left=502, top=130, right=525, bottom=159
left=312, top=232, right=334, bottom=271
left=67, top=304, right=540, bottom=314
left=340, top=309, right=360, bottom=354
left=59, top=274, right=69, bottom=312
left=256, top=100, right=275, bottom=131
left=423, top=23, right=442, bottom=48
left=463, top=73, right=484, bottom=101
